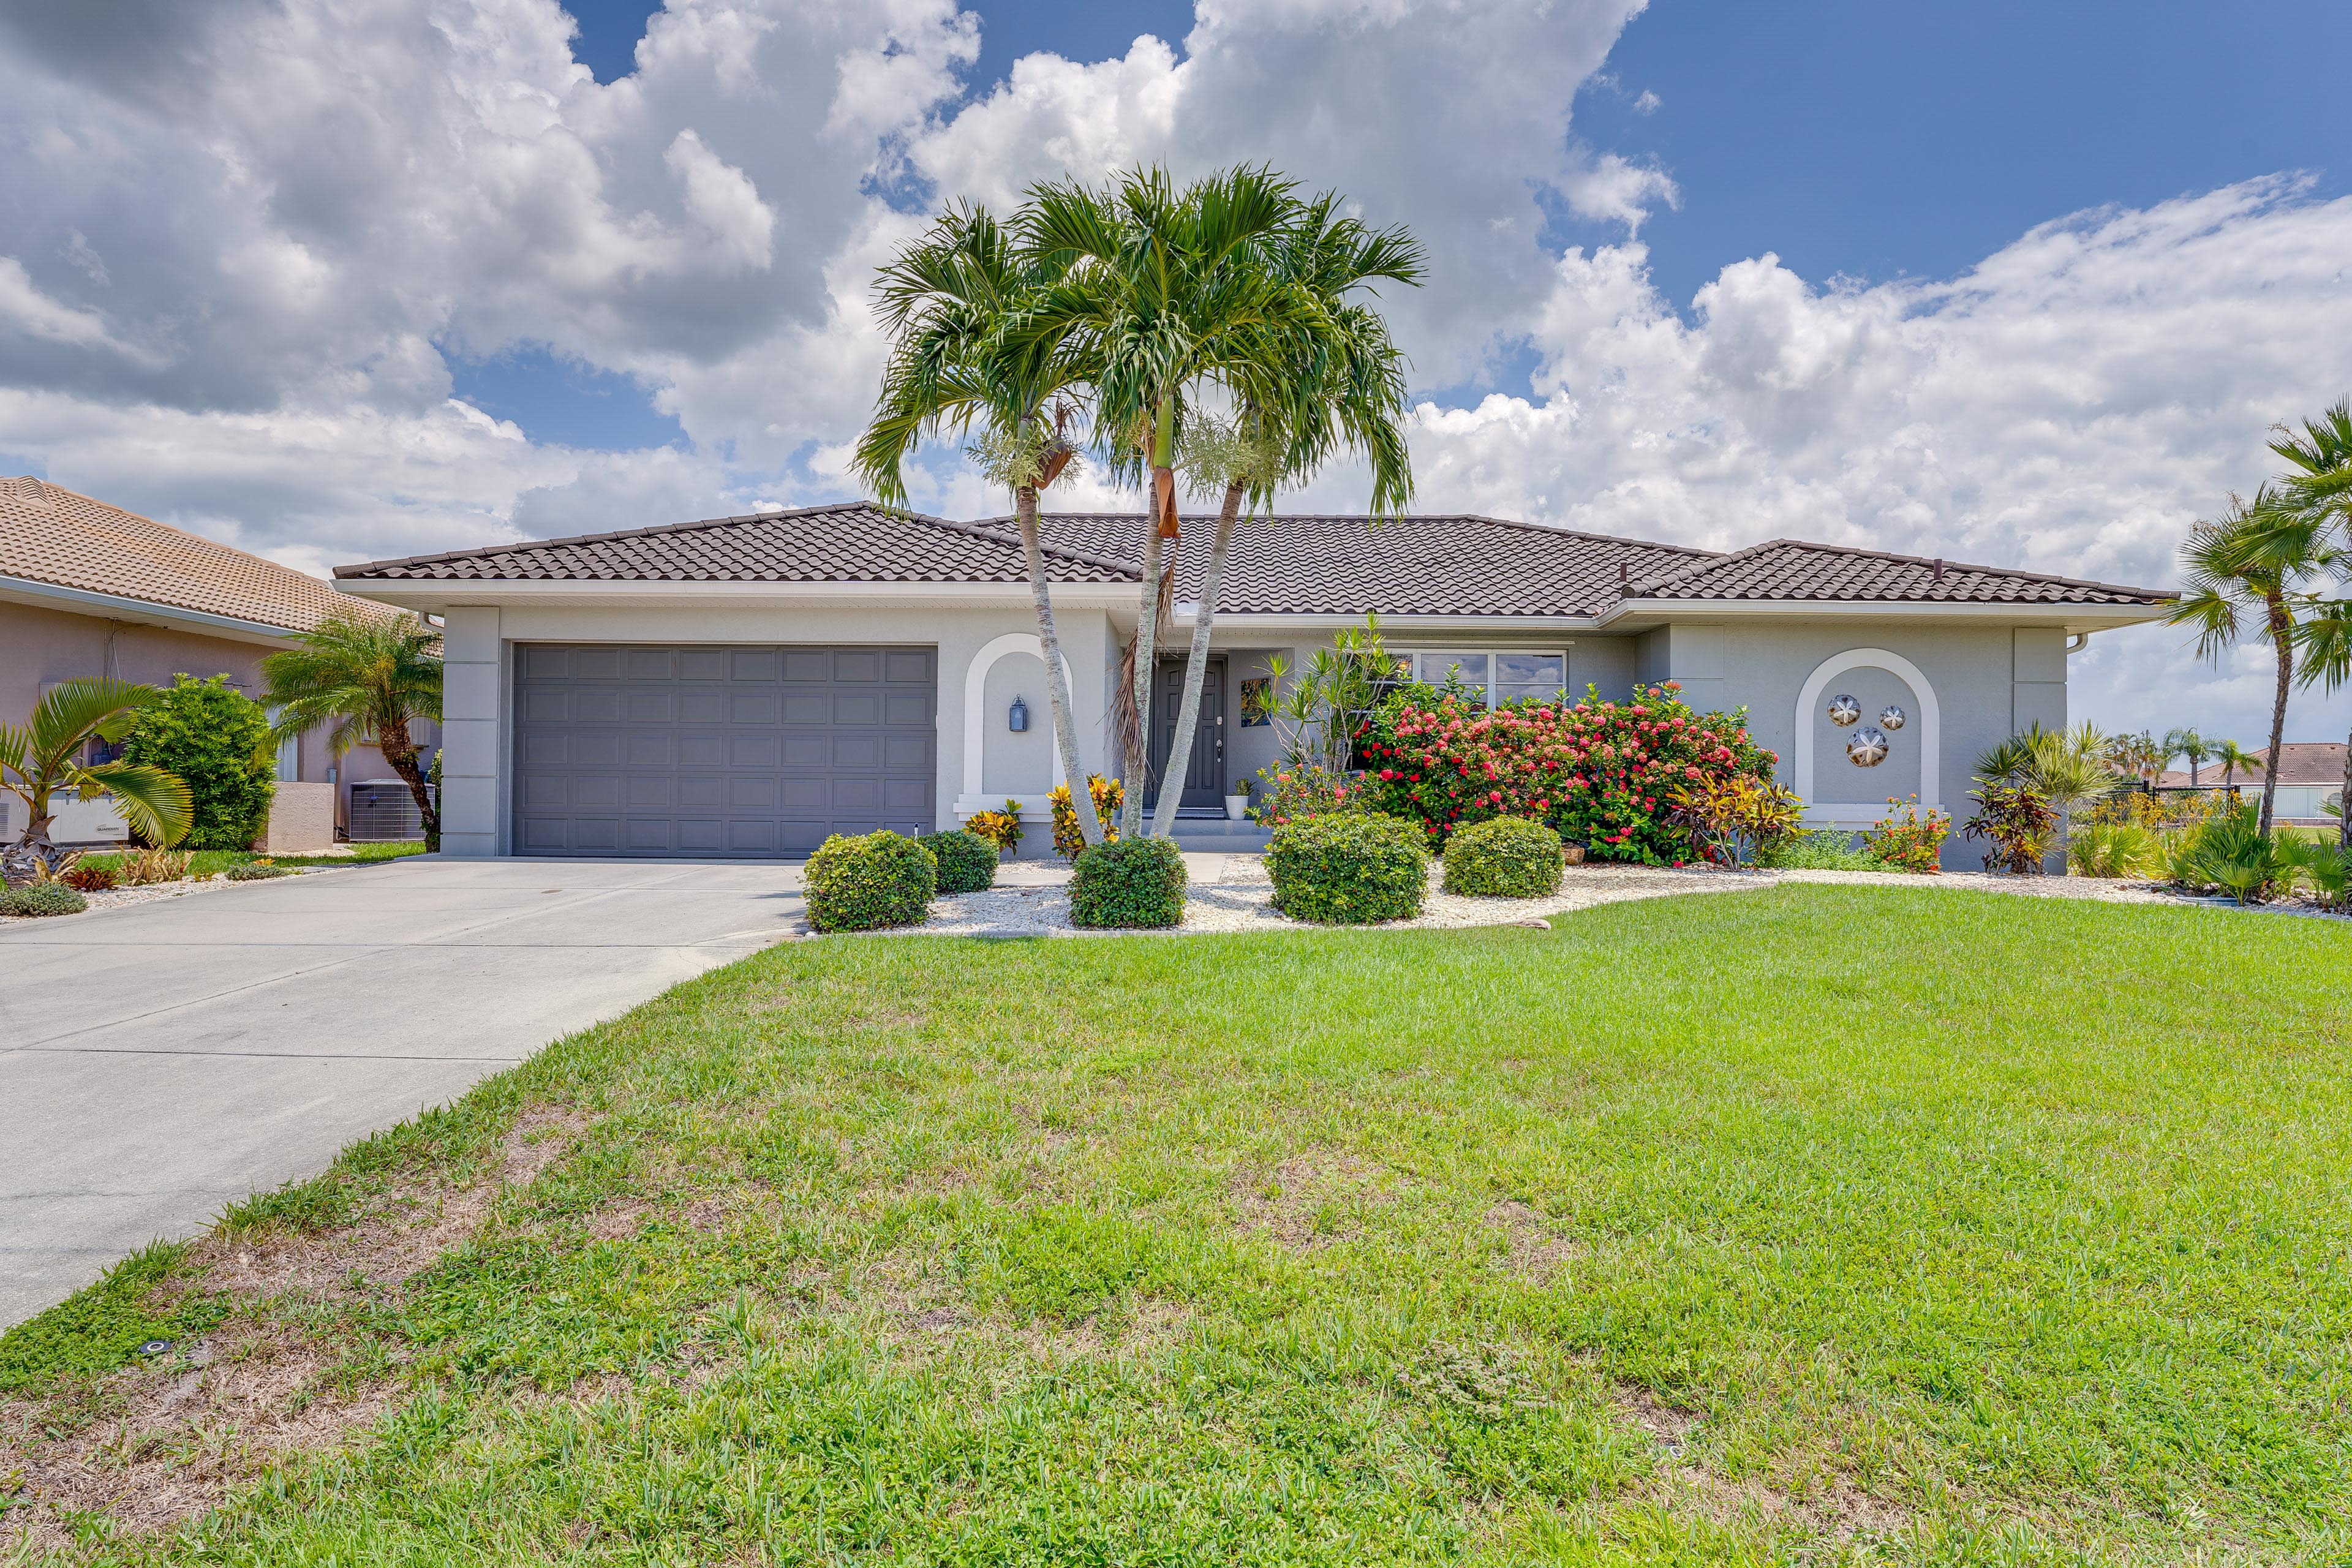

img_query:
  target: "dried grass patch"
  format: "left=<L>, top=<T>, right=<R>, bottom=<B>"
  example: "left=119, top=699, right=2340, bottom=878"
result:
left=1483, top=1200, right=1588, bottom=1277
left=0, top=1324, right=394, bottom=1548
left=1231, top=1151, right=1403, bottom=1250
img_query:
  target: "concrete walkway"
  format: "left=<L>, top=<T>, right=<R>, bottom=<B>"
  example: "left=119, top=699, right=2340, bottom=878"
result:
left=0, top=858, right=804, bottom=1328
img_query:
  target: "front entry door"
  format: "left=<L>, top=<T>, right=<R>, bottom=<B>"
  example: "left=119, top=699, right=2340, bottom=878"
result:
left=1146, top=657, right=1225, bottom=810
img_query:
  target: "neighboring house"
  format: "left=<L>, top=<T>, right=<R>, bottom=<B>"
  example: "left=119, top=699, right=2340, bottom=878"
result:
left=335, top=504, right=2175, bottom=870
left=0, top=476, right=431, bottom=845
left=2157, top=744, right=2347, bottom=821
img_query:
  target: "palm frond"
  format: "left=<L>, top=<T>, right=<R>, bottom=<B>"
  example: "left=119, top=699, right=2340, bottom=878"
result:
left=80, top=760, right=193, bottom=846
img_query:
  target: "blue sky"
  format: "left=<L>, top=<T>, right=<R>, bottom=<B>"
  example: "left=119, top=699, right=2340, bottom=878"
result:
left=530, top=0, right=2352, bottom=447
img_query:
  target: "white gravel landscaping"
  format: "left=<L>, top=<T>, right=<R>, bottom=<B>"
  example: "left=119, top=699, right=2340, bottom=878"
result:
left=823, top=854, right=2346, bottom=938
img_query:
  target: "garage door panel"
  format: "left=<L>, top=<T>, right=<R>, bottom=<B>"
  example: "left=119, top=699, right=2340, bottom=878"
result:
left=514, top=643, right=936, bottom=858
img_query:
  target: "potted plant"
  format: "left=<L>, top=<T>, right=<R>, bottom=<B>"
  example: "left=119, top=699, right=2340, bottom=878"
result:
left=1226, top=778, right=1250, bottom=821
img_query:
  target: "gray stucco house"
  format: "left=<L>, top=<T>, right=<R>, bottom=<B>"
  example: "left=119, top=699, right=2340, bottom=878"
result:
left=335, top=505, right=2173, bottom=870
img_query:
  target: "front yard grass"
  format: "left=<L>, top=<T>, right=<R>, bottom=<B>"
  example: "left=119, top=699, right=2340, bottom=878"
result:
left=4, top=884, right=2348, bottom=1563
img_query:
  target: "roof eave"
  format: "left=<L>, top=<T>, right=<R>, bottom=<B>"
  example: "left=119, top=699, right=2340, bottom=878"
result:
left=334, top=578, right=1138, bottom=609
left=1597, top=597, right=2176, bottom=631
left=0, top=572, right=310, bottom=647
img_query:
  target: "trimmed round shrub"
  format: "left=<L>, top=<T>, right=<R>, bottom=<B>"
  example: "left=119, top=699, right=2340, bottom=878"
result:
left=917, top=829, right=999, bottom=894
left=61, top=861, right=121, bottom=891
left=1267, top=813, right=1428, bottom=924
left=120, top=673, right=276, bottom=850
left=0, top=882, right=89, bottom=918
left=805, top=831, right=937, bottom=932
left=1442, top=815, right=1564, bottom=898
left=1069, top=835, right=1187, bottom=929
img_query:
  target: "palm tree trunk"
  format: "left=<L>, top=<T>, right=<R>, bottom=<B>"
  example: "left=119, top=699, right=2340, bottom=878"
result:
left=1124, top=518, right=1166, bottom=837
left=2339, top=723, right=2351, bottom=854
left=1016, top=483, right=1101, bottom=847
left=2261, top=594, right=2293, bottom=836
left=375, top=720, right=442, bottom=853
left=1150, top=481, right=1244, bottom=839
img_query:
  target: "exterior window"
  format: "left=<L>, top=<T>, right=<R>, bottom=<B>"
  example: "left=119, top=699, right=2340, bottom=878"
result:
left=1397, top=650, right=1566, bottom=709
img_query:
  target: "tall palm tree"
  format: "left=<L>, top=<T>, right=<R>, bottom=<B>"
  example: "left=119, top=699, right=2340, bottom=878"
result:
left=2169, top=490, right=2326, bottom=834
left=1, top=678, right=192, bottom=881
left=1013, top=165, right=1312, bottom=835
left=262, top=615, right=444, bottom=851
left=853, top=202, right=1106, bottom=847
left=1147, top=191, right=1424, bottom=839
left=2166, top=728, right=2210, bottom=788
left=2271, top=399, right=2352, bottom=852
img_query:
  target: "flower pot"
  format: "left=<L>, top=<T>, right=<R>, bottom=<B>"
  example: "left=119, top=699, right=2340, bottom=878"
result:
left=1225, top=794, right=1249, bottom=821
left=1561, top=843, right=1586, bottom=865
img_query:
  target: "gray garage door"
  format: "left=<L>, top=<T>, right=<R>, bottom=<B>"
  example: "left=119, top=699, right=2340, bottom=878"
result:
left=512, top=644, right=937, bottom=858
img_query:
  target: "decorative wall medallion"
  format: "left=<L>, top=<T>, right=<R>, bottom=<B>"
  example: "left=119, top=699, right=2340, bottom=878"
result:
left=1879, top=704, right=1907, bottom=731
left=1826, top=694, right=1861, bottom=727
left=1846, top=726, right=1889, bottom=767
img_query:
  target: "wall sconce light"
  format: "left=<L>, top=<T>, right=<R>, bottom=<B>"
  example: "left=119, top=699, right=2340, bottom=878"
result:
left=1008, top=696, right=1029, bottom=733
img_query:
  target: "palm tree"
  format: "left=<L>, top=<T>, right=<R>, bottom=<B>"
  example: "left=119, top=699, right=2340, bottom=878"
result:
left=2212, top=739, right=2264, bottom=790
left=1146, top=191, right=1424, bottom=839
left=1, top=678, right=192, bottom=881
left=2271, top=399, right=2352, bottom=853
left=2166, top=728, right=2210, bottom=788
left=853, top=201, right=1106, bottom=846
left=262, top=615, right=444, bottom=851
left=2169, top=490, right=2327, bottom=834
left=1013, top=165, right=1313, bottom=835
left=1978, top=721, right=2118, bottom=870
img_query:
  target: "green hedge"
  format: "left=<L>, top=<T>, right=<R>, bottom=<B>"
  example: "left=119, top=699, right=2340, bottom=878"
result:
left=916, top=829, right=999, bottom=894
left=1442, top=815, right=1564, bottom=897
left=1267, top=813, right=1427, bottom=924
left=1069, top=836, right=1187, bottom=929
left=0, top=883, right=88, bottom=917
left=121, top=674, right=276, bottom=850
left=805, top=831, right=936, bottom=932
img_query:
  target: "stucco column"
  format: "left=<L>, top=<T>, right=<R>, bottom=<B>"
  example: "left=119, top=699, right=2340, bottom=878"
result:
left=435, top=606, right=502, bottom=858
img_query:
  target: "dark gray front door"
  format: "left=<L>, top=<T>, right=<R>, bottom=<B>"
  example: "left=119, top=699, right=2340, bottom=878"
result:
left=512, top=644, right=936, bottom=857
left=1145, top=657, right=1225, bottom=810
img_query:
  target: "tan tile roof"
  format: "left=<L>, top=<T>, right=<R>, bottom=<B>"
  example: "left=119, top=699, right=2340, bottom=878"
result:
left=0, top=476, right=394, bottom=635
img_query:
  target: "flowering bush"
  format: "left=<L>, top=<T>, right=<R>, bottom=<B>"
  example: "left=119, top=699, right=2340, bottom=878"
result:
left=1250, top=764, right=1362, bottom=827
left=1861, top=796, right=1951, bottom=874
left=1357, top=682, right=1779, bottom=865
left=1047, top=775, right=1123, bottom=860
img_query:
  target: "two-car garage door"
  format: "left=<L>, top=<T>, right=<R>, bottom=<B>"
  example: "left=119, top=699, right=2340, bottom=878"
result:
left=513, top=644, right=936, bottom=857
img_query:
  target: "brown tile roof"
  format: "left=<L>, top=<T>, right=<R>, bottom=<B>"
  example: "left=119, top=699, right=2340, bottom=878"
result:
left=2250, top=743, right=2350, bottom=786
left=336, top=504, right=2176, bottom=616
left=1627, top=538, right=2168, bottom=606
left=1, top=475, right=396, bottom=634
left=336, top=503, right=1135, bottom=585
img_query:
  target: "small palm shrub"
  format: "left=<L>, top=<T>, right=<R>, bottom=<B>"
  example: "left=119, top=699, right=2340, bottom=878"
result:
left=0, top=881, right=88, bottom=917
left=917, top=829, right=998, bottom=894
left=2068, top=822, right=2163, bottom=879
left=1069, top=836, right=1187, bottom=929
left=1268, top=813, right=1428, bottom=924
left=2171, top=807, right=2286, bottom=905
left=2277, top=833, right=2351, bottom=910
left=1442, top=815, right=1562, bottom=897
left=60, top=861, right=120, bottom=891
left=804, top=831, right=936, bottom=932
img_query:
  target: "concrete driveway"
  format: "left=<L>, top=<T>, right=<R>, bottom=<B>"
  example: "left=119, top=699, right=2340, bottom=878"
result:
left=0, top=858, right=804, bottom=1328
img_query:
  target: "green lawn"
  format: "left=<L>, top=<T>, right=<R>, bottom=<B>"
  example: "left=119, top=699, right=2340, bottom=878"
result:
left=4, top=886, right=2348, bottom=1564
